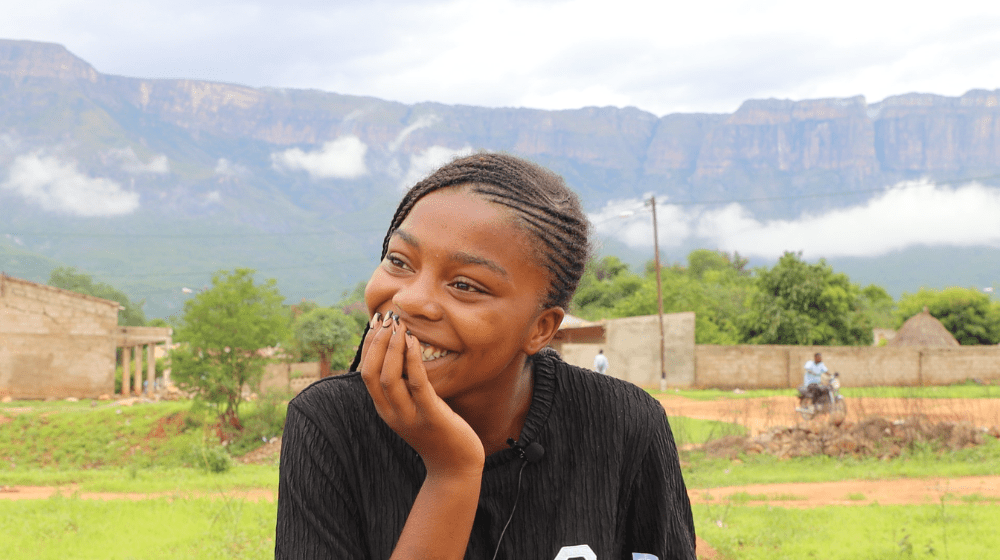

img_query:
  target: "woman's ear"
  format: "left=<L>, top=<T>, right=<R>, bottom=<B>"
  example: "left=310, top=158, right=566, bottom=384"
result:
left=523, top=307, right=565, bottom=355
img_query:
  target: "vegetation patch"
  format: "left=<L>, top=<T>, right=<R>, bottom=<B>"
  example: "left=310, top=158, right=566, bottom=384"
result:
left=694, top=503, right=1000, bottom=559
left=0, top=495, right=276, bottom=560
left=700, top=416, right=1000, bottom=461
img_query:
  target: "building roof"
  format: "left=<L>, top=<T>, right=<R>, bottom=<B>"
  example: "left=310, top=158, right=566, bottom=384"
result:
left=1, top=273, right=120, bottom=308
left=559, top=313, right=601, bottom=329
left=887, top=307, right=959, bottom=347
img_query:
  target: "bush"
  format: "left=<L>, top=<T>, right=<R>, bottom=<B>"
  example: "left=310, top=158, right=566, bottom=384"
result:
left=188, top=444, right=232, bottom=473
left=222, top=392, right=288, bottom=457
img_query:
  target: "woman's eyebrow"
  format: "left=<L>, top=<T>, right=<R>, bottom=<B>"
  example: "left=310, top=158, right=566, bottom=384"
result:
left=449, top=252, right=508, bottom=279
left=393, top=229, right=419, bottom=247
left=392, top=228, right=508, bottom=278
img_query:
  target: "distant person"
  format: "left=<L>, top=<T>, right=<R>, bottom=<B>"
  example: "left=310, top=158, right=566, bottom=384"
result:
left=593, top=349, right=609, bottom=375
left=801, top=352, right=828, bottom=399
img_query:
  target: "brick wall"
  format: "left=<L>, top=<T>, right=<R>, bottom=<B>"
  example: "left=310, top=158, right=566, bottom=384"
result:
left=0, top=275, right=119, bottom=398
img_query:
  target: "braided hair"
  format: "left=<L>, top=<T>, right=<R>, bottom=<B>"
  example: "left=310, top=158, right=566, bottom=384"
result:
left=350, top=152, right=591, bottom=370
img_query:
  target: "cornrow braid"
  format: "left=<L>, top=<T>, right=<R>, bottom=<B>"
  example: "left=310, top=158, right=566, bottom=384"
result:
left=350, top=152, right=591, bottom=371
left=380, top=152, right=591, bottom=308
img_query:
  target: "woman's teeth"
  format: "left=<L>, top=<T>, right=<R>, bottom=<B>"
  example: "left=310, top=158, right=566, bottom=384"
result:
left=420, top=342, right=451, bottom=362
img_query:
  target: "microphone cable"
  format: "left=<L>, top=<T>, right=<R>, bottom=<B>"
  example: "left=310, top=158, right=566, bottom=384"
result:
left=490, top=457, right=529, bottom=560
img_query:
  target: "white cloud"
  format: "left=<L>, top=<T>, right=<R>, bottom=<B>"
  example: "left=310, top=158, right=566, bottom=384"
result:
left=701, top=181, right=1000, bottom=258
left=388, top=114, right=440, bottom=152
left=271, top=136, right=368, bottom=179
left=107, top=147, right=170, bottom=174
left=589, top=196, right=695, bottom=249
left=4, top=1, right=1000, bottom=116
left=592, top=181, right=1000, bottom=259
left=2, top=153, right=140, bottom=216
left=214, top=158, right=246, bottom=176
left=400, top=145, right=473, bottom=190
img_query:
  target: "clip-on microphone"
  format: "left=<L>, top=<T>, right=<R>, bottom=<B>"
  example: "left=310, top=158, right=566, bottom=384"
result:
left=492, top=439, right=545, bottom=560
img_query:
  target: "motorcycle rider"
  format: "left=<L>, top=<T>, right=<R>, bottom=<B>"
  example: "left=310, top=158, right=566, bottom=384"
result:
left=800, top=353, right=829, bottom=406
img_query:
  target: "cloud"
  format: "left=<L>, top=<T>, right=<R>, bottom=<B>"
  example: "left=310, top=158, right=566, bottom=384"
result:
left=2, top=153, right=140, bottom=216
left=5, top=1, right=1000, bottom=116
left=399, top=145, right=473, bottom=190
left=214, top=158, right=247, bottom=176
left=106, top=147, right=170, bottom=174
left=388, top=114, right=440, bottom=152
left=591, top=181, right=1000, bottom=259
left=701, top=181, right=1000, bottom=258
left=589, top=196, right=693, bottom=248
left=271, top=136, right=368, bottom=179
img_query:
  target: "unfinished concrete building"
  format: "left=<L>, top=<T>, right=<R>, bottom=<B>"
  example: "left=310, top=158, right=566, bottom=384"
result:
left=1, top=273, right=120, bottom=398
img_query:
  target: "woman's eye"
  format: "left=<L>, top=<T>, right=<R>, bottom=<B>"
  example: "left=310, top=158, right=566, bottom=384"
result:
left=386, top=255, right=410, bottom=270
left=451, top=281, right=483, bottom=293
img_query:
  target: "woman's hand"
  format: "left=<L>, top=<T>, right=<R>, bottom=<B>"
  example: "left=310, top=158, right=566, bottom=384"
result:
left=360, top=312, right=485, bottom=476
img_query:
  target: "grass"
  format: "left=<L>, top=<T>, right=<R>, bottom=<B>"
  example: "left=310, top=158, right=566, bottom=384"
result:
left=0, top=397, right=286, bottom=474
left=694, top=503, right=1000, bottom=559
left=648, top=379, right=1000, bottom=401
left=681, top=436, right=1000, bottom=488
left=0, top=495, right=276, bottom=560
left=3, top=386, right=998, bottom=558
left=0, top=464, right=278, bottom=493
left=668, top=416, right=747, bottom=447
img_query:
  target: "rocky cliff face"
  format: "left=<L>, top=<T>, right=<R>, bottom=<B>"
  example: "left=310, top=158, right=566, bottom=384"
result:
left=4, top=38, right=998, bottom=199
left=3, top=38, right=1000, bottom=316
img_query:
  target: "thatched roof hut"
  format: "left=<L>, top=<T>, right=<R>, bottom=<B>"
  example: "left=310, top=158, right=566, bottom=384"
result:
left=887, top=307, right=959, bottom=347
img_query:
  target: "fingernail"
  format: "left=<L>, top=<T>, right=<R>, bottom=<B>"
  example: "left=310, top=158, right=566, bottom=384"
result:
left=382, top=313, right=393, bottom=328
left=393, top=312, right=400, bottom=325
left=370, top=312, right=382, bottom=328
left=405, top=330, right=414, bottom=347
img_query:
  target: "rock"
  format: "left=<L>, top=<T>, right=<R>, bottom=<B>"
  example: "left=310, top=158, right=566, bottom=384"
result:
left=97, top=394, right=111, bottom=401
left=0, top=396, right=12, bottom=403
left=65, top=397, right=78, bottom=402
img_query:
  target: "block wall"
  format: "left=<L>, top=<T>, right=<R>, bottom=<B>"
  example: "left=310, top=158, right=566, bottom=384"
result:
left=0, top=276, right=118, bottom=398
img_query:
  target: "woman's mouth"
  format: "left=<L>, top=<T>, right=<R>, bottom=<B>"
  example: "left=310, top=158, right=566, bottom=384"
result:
left=420, top=342, right=451, bottom=362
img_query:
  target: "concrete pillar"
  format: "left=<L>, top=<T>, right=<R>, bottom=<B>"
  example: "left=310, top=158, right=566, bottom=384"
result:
left=122, top=346, right=131, bottom=396
left=133, top=346, right=142, bottom=394
left=164, top=334, right=173, bottom=387
left=146, top=344, right=155, bottom=396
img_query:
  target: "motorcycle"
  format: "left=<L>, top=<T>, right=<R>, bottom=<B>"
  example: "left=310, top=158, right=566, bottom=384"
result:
left=795, top=372, right=847, bottom=422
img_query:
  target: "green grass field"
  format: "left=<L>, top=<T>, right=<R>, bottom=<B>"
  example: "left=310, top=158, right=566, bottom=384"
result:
left=2, top=383, right=999, bottom=559
left=0, top=495, right=276, bottom=560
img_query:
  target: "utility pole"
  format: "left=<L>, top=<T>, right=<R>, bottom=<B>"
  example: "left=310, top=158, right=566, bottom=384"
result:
left=647, top=196, right=667, bottom=392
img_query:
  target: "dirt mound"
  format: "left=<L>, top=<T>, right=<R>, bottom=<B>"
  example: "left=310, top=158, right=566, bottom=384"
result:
left=238, top=437, right=282, bottom=465
left=702, top=416, right=1000, bottom=460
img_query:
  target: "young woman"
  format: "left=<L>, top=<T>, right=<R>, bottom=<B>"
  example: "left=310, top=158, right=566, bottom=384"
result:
left=275, top=153, right=695, bottom=560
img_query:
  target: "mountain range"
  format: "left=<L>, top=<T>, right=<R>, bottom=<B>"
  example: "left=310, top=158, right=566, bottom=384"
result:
left=1, top=38, right=998, bottom=318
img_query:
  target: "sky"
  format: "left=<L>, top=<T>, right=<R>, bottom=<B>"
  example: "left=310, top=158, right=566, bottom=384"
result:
left=3, top=0, right=1000, bottom=263
left=4, top=0, right=1000, bottom=116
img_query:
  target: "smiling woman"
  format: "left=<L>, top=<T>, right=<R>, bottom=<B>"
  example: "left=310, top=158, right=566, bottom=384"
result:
left=275, top=153, right=696, bottom=560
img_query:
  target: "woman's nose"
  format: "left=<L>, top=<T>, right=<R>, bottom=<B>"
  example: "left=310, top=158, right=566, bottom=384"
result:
left=392, top=275, right=443, bottom=321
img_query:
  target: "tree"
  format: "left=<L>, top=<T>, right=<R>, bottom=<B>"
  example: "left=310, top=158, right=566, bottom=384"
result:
left=739, top=252, right=871, bottom=345
left=48, top=266, right=146, bottom=326
left=171, top=268, right=290, bottom=429
left=572, top=251, right=753, bottom=344
left=293, top=307, right=358, bottom=377
left=897, top=287, right=1000, bottom=345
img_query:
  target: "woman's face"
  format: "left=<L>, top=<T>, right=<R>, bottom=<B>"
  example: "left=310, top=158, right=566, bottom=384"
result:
left=364, top=187, right=561, bottom=403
